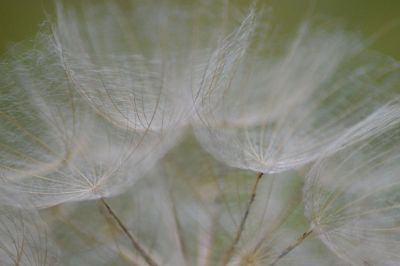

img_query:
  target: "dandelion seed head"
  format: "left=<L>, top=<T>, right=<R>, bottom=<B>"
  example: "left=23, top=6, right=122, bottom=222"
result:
left=194, top=15, right=400, bottom=174
left=52, top=1, right=247, bottom=132
left=304, top=121, right=400, bottom=265
left=1, top=1, right=399, bottom=265
left=0, top=35, right=180, bottom=208
left=0, top=191, right=60, bottom=266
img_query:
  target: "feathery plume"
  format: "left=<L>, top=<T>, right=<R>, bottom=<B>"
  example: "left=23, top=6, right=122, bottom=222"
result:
left=0, top=34, right=178, bottom=208
left=52, top=0, right=251, bottom=132
left=304, top=114, right=400, bottom=265
left=194, top=16, right=400, bottom=174
left=1, top=1, right=399, bottom=265
left=0, top=191, right=61, bottom=266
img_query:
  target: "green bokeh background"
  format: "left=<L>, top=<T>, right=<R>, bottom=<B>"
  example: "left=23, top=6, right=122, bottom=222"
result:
left=0, top=2, right=398, bottom=264
left=1, top=0, right=399, bottom=59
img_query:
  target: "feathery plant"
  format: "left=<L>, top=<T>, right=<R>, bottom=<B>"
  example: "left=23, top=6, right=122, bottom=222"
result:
left=0, top=0, right=399, bottom=265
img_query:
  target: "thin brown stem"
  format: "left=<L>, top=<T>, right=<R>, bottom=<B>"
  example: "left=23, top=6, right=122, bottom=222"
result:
left=220, top=172, right=264, bottom=266
left=268, top=229, right=314, bottom=266
left=99, top=198, right=159, bottom=266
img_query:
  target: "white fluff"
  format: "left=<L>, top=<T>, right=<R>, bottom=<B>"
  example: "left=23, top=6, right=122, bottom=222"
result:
left=304, top=122, right=400, bottom=266
left=0, top=37, right=178, bottom=208
left=194, top=16, right=400, bottom=174
left=52, top=1, right=245, bottom=132
left=0, top=191, right=61, bottom=266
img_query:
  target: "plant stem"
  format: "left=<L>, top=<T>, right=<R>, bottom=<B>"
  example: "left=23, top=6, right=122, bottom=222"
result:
left=100, top=198, right=159, bottom=266
left=220, top=172, right=264, bottom=266
left=268, top=229, right=313, bottom=266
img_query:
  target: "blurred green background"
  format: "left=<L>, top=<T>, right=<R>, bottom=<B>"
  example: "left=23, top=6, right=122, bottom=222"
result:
left=1, top=0, right=399, bottom=59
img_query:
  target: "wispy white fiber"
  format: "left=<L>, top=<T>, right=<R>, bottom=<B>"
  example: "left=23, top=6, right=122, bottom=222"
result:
left=0, top=192, right=61, bottom=266
left=1, top=1, right=400, bottom=265
left=52, top=1, right=250, bottom=132
left=304, top=122, right=400, bottom=265
left=0, top=37, right=179, bottom=208
left=194, top=17, right=400, bottom=174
